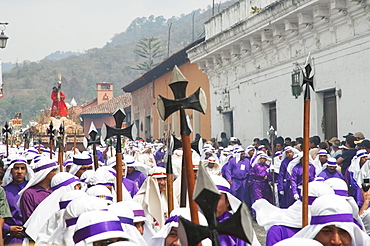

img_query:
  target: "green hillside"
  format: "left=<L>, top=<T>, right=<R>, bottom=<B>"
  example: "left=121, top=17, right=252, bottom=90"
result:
left=0, top=1, right=237, bottom=126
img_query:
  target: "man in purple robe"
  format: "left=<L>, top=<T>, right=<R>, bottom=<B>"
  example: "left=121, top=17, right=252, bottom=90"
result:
left=2, top=158, right=33, bottom=245
left=229, top=148, right=252, bottom=208
left=125, top=156, right=147, bottom=190
left=249, top=154, right=273, bottom=204
left=266, top=225, right=301, bottom=246
left=212, top=175, right=249, bottom=246
left=154, top=146, right=166, bottom=168
left=109, top=157, right=138, bottom=198
left=290, top=156, right=316, bottom=200
left=19, top=157, right=58, bottom=223
left=317, top=157, right=345, bottom=181
left=277, top=147, right=296, bottom=208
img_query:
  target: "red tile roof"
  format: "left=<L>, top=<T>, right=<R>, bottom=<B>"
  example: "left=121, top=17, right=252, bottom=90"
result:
left=81, top=93, right=131, bottom=115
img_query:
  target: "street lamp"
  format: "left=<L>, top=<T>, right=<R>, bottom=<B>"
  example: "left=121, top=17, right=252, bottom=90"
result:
left=0, top=23, right=9, bottom=49
left=291, top=65, right=302, bottom=99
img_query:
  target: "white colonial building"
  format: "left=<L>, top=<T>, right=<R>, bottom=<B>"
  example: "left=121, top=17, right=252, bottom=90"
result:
left=187, top=0, right=370, bottom=145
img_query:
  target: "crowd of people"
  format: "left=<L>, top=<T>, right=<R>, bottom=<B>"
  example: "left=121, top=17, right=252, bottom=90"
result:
left=0, top=131, right=369, bottom=245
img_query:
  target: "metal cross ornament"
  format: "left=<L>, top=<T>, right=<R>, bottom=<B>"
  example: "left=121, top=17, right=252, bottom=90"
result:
left=302, top=52, right=315, bottom=99
left=83, top=122, right=102, bottom=170
left=46, top=121, right=57, bottom=159
left=2, top=121, right=12, bottom=156
left=156, top=65, right=207, bottom=225
left=57, top=123, right=65, bottom=171
left=177, top=164, right=254, bottom=246
left=101, top=107, right=137, bottom=202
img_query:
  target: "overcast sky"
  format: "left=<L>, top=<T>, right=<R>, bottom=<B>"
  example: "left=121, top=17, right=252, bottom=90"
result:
left=1, top=0, right=214, bottom=63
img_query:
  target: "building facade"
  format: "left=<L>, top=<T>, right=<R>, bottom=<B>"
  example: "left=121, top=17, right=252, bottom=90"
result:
left=122, top=39, right=211, bottom=142
left=187, top=0, right=370, bottom=145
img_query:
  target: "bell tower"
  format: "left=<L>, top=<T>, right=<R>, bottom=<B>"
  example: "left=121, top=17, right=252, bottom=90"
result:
left=97, top=82, right=113, bottom=105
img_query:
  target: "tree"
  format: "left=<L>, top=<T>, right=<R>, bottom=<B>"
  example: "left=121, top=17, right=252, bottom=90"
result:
left=131, top=37, right=165, bottom=72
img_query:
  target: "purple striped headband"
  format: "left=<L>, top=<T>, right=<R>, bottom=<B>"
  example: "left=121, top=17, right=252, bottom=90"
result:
left=33, top=162, right=57, bottom=173
left=216, top=185, right=231, bottom=193
left=357, top=152, right=368, bottom=158
left=51, top=177, right=80, bottom=191
left=327, top=160, right=337, bottom=166
left=133, top=210, right=145, bottom=217
left=97, top=182, right=114, bottom=187
left=108, top=170, right=117, bottom=177
left=59, top=200, right=72, bottom=210
left=96, top=195, right=113, bottom=201
left=118, top=216, right=134, bottom=225
left=27, top=149, right=39, bottom=154
left=73, top=221, right=123, bottom=243
left=73, top=157, right=93, bottom=165
left=310, top=213, right=353, bottom=225
left=165, top=215, right=179, bottom=225
left=66, top=217, right=78, bottom=227
left=10, top=159, right=27, bottom=165
left=334, top=190, right=348, bottom=197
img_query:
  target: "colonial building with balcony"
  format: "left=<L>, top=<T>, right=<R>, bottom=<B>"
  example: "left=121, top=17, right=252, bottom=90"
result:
left=187, top=0, right=370, bottom=144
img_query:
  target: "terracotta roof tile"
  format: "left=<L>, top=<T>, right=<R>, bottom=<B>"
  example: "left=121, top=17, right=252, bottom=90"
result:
left=81, top=93, right=131, bottom=115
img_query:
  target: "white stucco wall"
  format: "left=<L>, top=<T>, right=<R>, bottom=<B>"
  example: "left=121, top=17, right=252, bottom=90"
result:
left=188, top=0, right=370, bottom=145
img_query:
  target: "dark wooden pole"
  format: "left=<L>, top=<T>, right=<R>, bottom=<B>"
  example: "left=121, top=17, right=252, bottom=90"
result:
left=302, top=94, right=310, bottom=227
left=181, top=133, right=199, bottom=225
left=116, top=136, right=123, bottom=202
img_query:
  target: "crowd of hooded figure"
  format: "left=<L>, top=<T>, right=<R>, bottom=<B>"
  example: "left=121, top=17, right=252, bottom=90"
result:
left=0, top=137, right=265, bottom=246
left=0, top=131, right=370, bottom=246
left=212, top=131, right=370, bottom=246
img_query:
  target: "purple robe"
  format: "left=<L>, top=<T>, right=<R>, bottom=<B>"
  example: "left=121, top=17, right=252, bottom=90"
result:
left=154, top=150, right=166, bottom=168
left=126, top=170, right=146, bottom=189
left=317, top=169, right=345, bottom=181
left=3, top=181, right=28, bottom=245
left=249, top=163, right=273, bottom=204
left=217, top=212, right=247, bottom=246
left=290, top=163, right=316, bottom=196
left=122, top=178, right=138, bottom=198
left=221, top=161, right=231, bottom=181
left=19, top=185, right=53, bottom=223
left=266, top=225, right=300, bottom=246
left=229, top=157, right=251, bottom=207
left=277, top=158, right=295, bottom=208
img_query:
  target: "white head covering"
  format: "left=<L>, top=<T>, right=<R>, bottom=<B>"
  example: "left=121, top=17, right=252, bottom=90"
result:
left=234, top=148, right=245, bottom=164
left=73, top=210, right=133, bottom=246
left=45, top=190, right=88, bottom=245
left=69, top=152, right=93, bottom=176
left=312, top=150, right=329, bottom=176
left=293, top=194, right=370, bottom=245
left=274, top=238, right=323, bottom=246
left=348, top=149, right=369, bottom=187
left=133, top=167, right=167, bottom=228
left=63, top=195, right=108, bottom=246
left=281, top=146, right=300, bottom=161
left=18, top=156, right=58, bottom=197
left=210, top=175, right=241, bottom=213
left=124, top=200, right=155, bottom=244
left=324, top=178, right=348, bottom=197
left=124, top=155, right=149, bottom=176
left=252, top=181, right=334, bottom=230
left=252, top=153, right=272, bottom=167
left=149, top=207, right=211, bottom=246
left=2, top=156, right=34, bottom=187
left=108, top=202, right=148, bottom=246
left=24, top=172, right=81, bottom=240
left=86, top=185, right=114, bottom=205
left=287, top=152, right=314, bottom=175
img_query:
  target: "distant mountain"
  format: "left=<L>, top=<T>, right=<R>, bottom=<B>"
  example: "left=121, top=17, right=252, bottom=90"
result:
left=2, top=62, right=16, bottom=72
left=0, top=0, right=238, bottom=126
left=44, top=51, right=82, bottom=61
